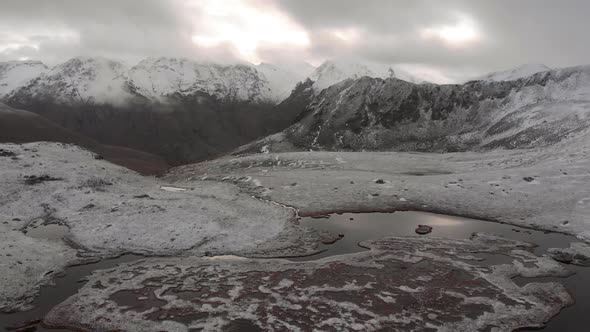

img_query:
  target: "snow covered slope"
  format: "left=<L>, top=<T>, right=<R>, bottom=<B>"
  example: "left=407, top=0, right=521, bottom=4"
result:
left=248, top=65, right=590, bottom=153
left=309, top=60, right=425, bottom=91
left=8, top=57, right=133, bottom=106
left=1, top=57, right=429, bottom=106
left=0, top=102, right=169, bottom=175
left=477, top=64, right=551, bottom=82
left=128, top=57, right=275, bottom=102
left=310, top=60, right=378, bottom=91
left=0, top=61, right=48, bottom=98
left=5, top=57, right=311, bottom=106
left=0, top=141, right=305, bottom=312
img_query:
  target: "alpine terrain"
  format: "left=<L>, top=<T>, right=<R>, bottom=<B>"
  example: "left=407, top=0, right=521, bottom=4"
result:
left=1, top=58, right=590, bottom=332
left=244, top=65, right=590, bottom=154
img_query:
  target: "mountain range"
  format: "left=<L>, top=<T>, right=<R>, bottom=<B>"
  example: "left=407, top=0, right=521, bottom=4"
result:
left=0, top=56, right=573, bottom=168
left=1, top=56, right=555, bottom=106
left=0, top=57, right=436, bottom=105
left=474, top=63, right=551, bottom=82
left=238, top=64, right=590, bottom=155
left=3, top=56, right=306, bottom=105
left=1, top=57, right=316, bottom=165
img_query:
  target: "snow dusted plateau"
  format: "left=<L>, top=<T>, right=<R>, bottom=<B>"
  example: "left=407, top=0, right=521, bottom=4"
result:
left=2, top=132, right=589, bottom=330
left=1, top=59, right=590, bottom=331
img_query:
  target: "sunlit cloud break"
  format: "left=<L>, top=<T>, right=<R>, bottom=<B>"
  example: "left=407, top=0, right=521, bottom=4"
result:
left=187, top=0, right=310, bottom=63
left=421, top=14, right=480, bottom=47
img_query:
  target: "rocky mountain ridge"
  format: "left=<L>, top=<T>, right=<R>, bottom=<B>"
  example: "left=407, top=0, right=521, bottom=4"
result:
left=3, top=57, right=586, bottom=166
left=1, top=57, right=436, bottom=107
left=477, top=63, right=552, bottom=82
left=0, top=57, right=314, bottom=165
left=1, top=56, right=317, bottom=106
left=308, top=59, right=424, bottom=91
left=240, top=64, right=590, bottom=154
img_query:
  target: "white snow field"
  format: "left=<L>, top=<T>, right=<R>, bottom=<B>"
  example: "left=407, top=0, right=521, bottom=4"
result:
left=169, top=127, right=590, bottom=241
left=0, top=142, right=321, bottom=312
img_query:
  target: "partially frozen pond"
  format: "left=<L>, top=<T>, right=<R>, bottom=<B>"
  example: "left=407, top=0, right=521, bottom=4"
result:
left=1, top=212, right=588, bottom=331
left=295, top=212, right=573, bottom=259
left=0, top=255, right=143, bottom=332
left=296, top=211, right=590, bottom=331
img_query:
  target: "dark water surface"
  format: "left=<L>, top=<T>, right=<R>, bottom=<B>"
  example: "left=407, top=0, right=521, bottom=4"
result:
left=0, top=255, right=143, bottom=332
left=296, top=211, right=590, bottom=332
left=1, top=211, right=587, bottom=331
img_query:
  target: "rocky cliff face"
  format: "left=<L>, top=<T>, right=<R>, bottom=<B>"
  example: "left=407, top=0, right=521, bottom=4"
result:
left=275, top=65, right=590, bottom=152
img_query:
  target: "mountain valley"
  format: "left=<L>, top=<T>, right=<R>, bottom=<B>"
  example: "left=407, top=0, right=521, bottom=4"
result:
left=1, top=56, right=589, bottom=332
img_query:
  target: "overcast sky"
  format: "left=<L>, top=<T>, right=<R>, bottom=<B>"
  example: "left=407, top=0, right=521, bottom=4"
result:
left=1, top=0, right=588, bottom=82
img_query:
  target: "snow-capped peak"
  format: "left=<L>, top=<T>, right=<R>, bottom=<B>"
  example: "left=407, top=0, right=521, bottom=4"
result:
left=477, top=64, right=551, bottom=82
left=310, top=60, right=377, bottom=91
left=128, top=57, right=273, bottom=102
left=9, top=56, right=133, bottom=106
left=6, top=56, right=305, bottom=105
left=309, top=59, right=428, bottom=91
left=0, top=60, right=48, bottom=98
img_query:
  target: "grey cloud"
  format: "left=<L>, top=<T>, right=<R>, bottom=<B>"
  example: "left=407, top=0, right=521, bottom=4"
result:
left=0, top=0, right=212, bottom=64
left=0, top=0, right=589, bottom=82
left=277, top=0, right=590, bottom=80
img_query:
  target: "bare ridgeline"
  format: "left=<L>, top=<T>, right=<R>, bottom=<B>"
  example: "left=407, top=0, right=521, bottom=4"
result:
left=1, top=59, right=590, bottom=331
